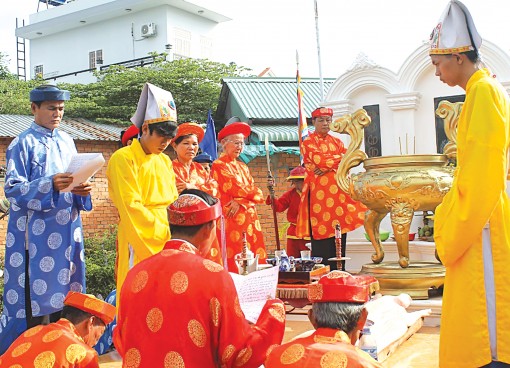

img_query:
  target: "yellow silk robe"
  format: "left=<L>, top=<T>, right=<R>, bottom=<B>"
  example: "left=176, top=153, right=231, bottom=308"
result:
left=434, top=69, right=510, bottom=367
left=107, top=139, right=178, bottom=296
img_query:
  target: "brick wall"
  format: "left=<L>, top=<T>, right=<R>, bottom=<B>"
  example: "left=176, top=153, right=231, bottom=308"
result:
left=0, top=137, right=300, bottom=258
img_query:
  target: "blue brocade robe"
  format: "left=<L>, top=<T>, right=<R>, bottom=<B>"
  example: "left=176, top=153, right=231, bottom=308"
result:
left=0, top=122, right=92, bottom=353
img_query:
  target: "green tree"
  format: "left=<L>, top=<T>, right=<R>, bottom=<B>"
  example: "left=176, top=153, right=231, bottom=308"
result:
left=0, top=54, right=250, bottom=124
left=61, top=56, right=251, bottom=124
left=0, top=52, right=16, bottom=81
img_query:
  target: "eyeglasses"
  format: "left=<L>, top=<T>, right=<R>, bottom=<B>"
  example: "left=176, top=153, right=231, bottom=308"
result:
left=226, top=140, right=245, bottom=147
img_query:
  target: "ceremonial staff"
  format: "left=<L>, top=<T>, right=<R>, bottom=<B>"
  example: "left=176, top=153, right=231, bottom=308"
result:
left=265, top=136, right=281, bottom=250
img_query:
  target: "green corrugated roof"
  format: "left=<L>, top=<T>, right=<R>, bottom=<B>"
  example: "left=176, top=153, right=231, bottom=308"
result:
left=222, top=77, right=335, bottom=120
left=251, top=124, right=315, bottom=142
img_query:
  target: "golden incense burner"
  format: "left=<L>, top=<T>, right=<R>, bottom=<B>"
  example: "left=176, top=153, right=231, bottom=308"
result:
left=332, top=101, right=460, bottom=269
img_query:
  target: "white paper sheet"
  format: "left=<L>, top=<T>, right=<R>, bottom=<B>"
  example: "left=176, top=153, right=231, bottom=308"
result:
left=229, top=266, right=279, bottom=323
left=62, top=153, right=105, bottom=192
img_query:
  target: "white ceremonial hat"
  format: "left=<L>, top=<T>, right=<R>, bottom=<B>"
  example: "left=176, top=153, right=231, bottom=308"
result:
left=429, top=0, right=482, bottom=55
left=131, top=83, right=177, bottom=128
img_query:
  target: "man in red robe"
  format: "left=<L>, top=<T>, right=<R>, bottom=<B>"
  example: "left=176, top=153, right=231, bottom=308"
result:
left=0, top=292, right=116, bottom=368
left=296, top=107, right=366, bottom=270
left=265, top=271, right=381, bottom=367
left=266, top=166, right=309, bottom=257
left=114, top=189, right=285, bottom=367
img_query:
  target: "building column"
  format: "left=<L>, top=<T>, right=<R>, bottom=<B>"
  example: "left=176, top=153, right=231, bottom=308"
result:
left=386, top=92, right=421, bottom=156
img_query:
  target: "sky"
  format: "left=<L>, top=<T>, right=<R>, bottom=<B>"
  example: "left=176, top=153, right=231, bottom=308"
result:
left=1, top=0, right=510, bottom=79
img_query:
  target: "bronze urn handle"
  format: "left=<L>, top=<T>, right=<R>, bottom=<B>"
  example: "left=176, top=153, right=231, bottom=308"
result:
left=330, top=109, right=372, bottom=193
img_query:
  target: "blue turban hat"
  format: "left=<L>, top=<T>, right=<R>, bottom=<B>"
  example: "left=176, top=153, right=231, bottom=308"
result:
left=30, top=84, right=71, bottom=102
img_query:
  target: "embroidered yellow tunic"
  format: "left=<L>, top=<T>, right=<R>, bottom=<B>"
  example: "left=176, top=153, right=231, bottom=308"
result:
left=434, top=69, right=510, bottom=367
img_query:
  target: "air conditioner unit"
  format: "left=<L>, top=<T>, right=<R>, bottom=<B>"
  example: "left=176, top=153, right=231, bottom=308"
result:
left=141, top=23, right=157, bottom=37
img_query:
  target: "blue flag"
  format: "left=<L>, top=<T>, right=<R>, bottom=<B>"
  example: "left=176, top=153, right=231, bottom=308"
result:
left=200, top=110, right=218, bottom=160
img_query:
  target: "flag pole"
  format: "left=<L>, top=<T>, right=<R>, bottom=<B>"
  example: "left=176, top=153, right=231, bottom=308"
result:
left=314, top=0, right=325, bottom=101
left=265, top=136, right=281, bottom=251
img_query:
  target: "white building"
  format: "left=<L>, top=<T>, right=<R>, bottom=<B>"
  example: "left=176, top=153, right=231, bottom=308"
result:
left=15, top=0, right=231, bottom=83
left=324, top=40, right=510, bottom=260
left=325, top=40, right=510, bottom=157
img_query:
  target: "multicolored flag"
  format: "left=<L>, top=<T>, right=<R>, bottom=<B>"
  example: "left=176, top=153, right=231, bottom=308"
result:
left=199, top=109, right=218, bottom=160
left=296, top=66, right=309, bottom=162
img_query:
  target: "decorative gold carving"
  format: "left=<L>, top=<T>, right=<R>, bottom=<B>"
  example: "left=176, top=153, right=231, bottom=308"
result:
left=334, top=100, right=459, bottom=269
left=330, top=109, right=371, bottom=194
left=435, top=100, right=462, bottom=162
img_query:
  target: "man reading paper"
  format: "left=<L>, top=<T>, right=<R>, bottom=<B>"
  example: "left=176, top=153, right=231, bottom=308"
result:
left=0, top=85, right=94, bottom=353
left=114, top=189, right=285, bottom=367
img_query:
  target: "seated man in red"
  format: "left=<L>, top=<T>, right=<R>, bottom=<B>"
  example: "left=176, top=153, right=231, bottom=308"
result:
left=265, top=270, right=382, bottom=368
left=114, top=189, right=286, bottom=368
left=0, top=291, right=115, bottom=367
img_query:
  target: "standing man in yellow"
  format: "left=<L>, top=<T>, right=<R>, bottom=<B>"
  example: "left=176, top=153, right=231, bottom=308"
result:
left=430, top=1, right=510, bottom=367
left=107, top=83, right=178, bottom=296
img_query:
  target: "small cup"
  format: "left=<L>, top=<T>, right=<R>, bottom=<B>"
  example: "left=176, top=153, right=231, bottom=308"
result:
left=300, top=250, right=311, bottom=260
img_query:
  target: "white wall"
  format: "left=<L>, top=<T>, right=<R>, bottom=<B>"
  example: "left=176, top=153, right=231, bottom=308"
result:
left=28, top=5, right=217, bottom=83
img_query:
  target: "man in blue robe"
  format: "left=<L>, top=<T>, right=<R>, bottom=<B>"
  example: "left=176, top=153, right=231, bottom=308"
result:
left=0, top=85, right=93, bottom=353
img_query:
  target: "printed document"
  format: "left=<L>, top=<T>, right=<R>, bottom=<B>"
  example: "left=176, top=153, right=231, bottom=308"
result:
left=62, top=153, right=105, bottom=192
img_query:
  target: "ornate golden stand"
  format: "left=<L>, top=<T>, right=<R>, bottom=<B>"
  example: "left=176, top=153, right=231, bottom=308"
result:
left=359, top=262, right=445, bottom=299
left=331, top=101, right=462, bottom=298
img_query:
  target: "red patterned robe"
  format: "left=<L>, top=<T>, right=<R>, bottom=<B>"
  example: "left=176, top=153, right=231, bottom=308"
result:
left=172, top=160, right=218, bottom=197
left=172, top=159, right=223, bottom=265
left=265, top=328, right=382, bottom=368
left=114, top=239, right=285, bottom=368
left=212, top=154, right=266, bottom=271
left=266, top=188, right=309, bottom=257
left=0, top=319, right=99, bottom=367
left=296, top=132, right=366, bottom=239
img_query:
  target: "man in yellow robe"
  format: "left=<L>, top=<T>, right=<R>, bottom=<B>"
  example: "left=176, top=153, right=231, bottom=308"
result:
left=107, top=83, right=178, bottom=296
left=429, top=2, right=510, bottom=367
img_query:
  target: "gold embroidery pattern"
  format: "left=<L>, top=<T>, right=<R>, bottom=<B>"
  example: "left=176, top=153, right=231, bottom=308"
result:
left=124, top=348, right=142, bottom=368
left=164, top=351, right=185, bottom=368
left=268, top=303, right=285, bottom=323
left=24, top=325, right=43, bottom=338
left=131, top=270, right=149, bottom=293
left=320, top=351, right=348, bottom=368
left=234, top=297, right=243, bottom=317
left=42, top=330, right=63, bottom=343
left=161, top=249, right=178, bottom=257
left=235, top=347, right=253, bottom=367
left=11, top=342, right=31, bottom=358
left=203, top=259, right=223, bottom=273
left=280, top=344, right=305, bottom=365
left=210, top=297, right=221, bottom=327
left=84, top=298, right=103, bottom=314
left=34, top=351, right=56, bottom=368
left=170, top=271, right=189, bottom=294
left=308, top=284, right=324, bottom=301
left=146, top=307, right=164, bottom=332
left=65, top=344, right=87, bottom=363
left=326, top=272, right=348, bottom=279
left=222, top=345, right=236, bottom=363
left=265, top=344, right=279, bottom=358
left=188, top=320, right=206, bottom=348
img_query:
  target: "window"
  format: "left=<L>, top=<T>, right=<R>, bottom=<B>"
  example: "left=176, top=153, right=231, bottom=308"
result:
left=174, top=28, right=191, bottom=59
left=34, top=65, right=44, bottom=77
left=89, top=49, right=104, bottom=69
left=200, top=36, right=212, bottom=59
